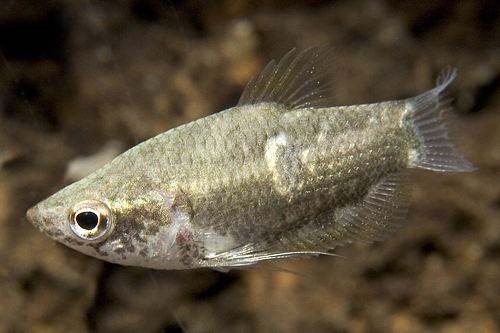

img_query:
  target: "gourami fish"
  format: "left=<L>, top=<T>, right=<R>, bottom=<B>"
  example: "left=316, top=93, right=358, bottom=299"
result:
left=26, top=46, right=474, bottom=270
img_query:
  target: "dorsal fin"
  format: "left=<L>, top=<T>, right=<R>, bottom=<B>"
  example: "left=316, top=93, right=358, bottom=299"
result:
left=237, top=46, right=336, bottom=110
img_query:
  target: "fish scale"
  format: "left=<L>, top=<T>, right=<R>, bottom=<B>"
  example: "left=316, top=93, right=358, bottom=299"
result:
left=27, top=46, right=474, bottom=270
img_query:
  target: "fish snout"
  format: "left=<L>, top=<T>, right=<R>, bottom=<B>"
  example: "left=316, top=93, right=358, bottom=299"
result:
left=26, top=205, right=44, bottom=231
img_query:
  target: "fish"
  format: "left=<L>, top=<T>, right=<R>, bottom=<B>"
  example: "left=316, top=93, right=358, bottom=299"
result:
left=26, top=46, right=475, bottom=270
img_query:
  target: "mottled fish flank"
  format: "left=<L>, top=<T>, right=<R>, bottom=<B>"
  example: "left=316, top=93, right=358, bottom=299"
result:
left=26, top=46, right=474, bottom=270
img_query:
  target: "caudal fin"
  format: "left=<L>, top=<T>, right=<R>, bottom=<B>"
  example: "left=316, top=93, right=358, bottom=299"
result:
left=406, top=66, right=475, bottom=172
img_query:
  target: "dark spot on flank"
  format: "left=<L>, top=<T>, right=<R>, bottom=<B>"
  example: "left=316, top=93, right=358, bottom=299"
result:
left=144, top=225, right=160, bottom=235
left=175, top=227, right=195, bottom=246
left=44, top=229, right=64, bottom=238
left=139, top=249, right=149, bottom=258
left=114, top=247, right=127, bottom=255
left=93, top=246, right=109, bottom=257
left=63, top=236, right=84, bottom=246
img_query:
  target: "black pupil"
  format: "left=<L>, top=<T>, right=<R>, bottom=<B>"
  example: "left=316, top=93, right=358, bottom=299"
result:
left=76, top=211, right=100, bottom=230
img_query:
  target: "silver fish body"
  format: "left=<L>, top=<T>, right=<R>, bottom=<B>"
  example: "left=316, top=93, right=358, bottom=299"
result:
left=27, top=47, right=474, bottom=269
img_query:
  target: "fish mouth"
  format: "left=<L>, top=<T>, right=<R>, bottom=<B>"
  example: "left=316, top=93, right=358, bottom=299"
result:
left=26, top=205, right=41, bottom=228
left=26, top=205, right=50, bottom=234
left=26, top=204, right=68, bottom=240
left=26, top=204, right=63, bottom=237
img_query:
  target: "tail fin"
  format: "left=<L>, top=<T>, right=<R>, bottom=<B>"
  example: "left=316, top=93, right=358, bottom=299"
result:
left=406, top=66, right=475, bottom=172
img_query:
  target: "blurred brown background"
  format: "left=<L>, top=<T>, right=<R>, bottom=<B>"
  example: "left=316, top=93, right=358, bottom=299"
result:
left=1, top=0, right=499, bottom=332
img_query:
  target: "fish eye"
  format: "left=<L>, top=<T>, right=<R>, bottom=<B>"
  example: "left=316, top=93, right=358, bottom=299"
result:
left=69, top=200, right=114, bottom=241
left=75, top=211, right=101, bottom=230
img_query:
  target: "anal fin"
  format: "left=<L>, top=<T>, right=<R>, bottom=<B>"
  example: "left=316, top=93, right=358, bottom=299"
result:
left=330, top=172, right=411, bottom=244
left=203, top=172, right=411, bottom=267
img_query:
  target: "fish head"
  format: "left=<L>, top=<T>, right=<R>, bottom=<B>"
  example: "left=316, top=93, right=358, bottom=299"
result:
left=26, top=173, right=195, bottom=269
left=27, top=195, right=113, bottom=244
left=26, top=177, right=119, bottom=256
